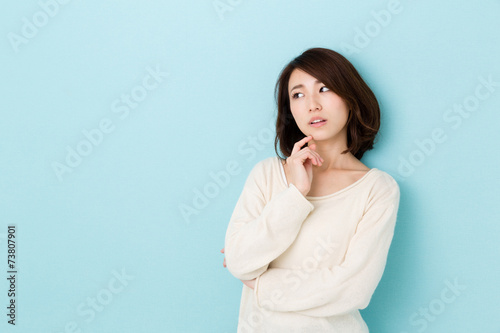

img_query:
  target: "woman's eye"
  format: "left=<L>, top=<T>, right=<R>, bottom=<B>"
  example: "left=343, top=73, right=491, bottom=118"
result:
left=292, top=87, right=328, bottom=99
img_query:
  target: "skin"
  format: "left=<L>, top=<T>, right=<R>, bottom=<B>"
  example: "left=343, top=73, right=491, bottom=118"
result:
left=286, top=68, right=370, bottom=195
left=221, top=68, right=370, bottom=289
left=220, top=248, right=255, bottom=289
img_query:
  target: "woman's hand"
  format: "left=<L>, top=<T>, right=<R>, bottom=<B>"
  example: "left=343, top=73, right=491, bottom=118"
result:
left=221, top=247, right=256, bottom=290
left=240, top=278, right=256, bottom=290
left=220, top=248, right=226, bottom=267
left=285, top=135, right=323, bottom=196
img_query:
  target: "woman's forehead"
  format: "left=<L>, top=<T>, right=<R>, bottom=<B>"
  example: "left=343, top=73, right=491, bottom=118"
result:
left=289, top=69, right=323, bottom=89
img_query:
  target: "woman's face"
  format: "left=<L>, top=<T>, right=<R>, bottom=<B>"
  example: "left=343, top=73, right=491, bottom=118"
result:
left=288, top=68, right=350, bottom=143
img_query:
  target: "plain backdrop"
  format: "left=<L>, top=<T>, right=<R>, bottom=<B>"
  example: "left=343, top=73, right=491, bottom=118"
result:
left=1, top=1, right=499, bottom=332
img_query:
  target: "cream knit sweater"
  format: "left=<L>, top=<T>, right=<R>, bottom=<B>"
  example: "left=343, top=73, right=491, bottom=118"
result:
left=224, top=156, right=400, bottom=332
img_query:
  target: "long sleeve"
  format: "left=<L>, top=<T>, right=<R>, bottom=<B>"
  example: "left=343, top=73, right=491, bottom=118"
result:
left=253, top=175, right=400, bottom=317
left=224, top=160, right=315, bottom=281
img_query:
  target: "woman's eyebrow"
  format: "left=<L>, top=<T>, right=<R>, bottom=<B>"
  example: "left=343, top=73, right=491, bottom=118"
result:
left=290, top=80, right=322, bottom=93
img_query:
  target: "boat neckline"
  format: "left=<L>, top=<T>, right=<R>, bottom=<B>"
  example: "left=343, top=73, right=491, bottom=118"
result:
left=275, top=156, right=377, bottom=200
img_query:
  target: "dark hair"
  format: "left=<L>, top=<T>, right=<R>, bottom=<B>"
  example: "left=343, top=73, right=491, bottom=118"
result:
left=274, top=47, right=380, bottom=161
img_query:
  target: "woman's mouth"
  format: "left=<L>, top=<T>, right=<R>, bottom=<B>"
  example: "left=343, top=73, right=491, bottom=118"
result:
left=310, top=119, right=327, bottom=128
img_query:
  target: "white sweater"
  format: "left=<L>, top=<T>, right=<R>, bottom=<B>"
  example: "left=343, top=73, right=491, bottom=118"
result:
left=224, top=156, right=401, bottom=332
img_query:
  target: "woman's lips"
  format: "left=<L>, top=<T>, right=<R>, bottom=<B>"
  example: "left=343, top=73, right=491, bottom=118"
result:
left=310, top=120, right=327, bottom=128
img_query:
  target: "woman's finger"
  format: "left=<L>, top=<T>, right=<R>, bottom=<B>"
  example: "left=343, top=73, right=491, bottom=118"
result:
left=295, top=147, right=323, bottom=166
left=221, top=248, right=226, bottom=267
left=290, top=137, right=323, bottom=166
left=291, top=135, right=313, bottom=155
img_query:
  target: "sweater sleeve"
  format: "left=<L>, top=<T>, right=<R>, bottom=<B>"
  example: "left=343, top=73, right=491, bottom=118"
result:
left=253, top=174, right=400, bottom=317
left=224, top=160, right=315, bottom=281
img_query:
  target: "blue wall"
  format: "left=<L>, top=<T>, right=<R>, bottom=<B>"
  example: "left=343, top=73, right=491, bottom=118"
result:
left=1, top=1, right=499, bottom=332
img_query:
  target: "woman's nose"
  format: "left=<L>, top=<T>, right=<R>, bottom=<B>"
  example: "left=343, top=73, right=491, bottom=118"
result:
left=308, top=95, right=321, bottom=111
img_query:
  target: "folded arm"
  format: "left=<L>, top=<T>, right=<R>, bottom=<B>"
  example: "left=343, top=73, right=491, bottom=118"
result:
left=224, top=161, right=315, bottom=281
left=254, top=176, right=401, bottom=317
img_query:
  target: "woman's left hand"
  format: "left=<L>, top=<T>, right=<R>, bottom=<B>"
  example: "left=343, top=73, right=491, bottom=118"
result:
left=240, top=278, right=256, bottom=290
left=221, top=247, right=256, bottom=290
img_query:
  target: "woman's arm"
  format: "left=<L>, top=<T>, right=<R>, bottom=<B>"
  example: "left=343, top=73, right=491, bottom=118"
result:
left=221, top=248, right=256, bottom=289
left=224, top=160, right=315, bottom=281
left=253, top=176, right=400, bottom=317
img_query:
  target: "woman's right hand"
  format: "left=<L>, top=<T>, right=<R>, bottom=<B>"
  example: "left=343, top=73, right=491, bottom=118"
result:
left=285, top=135, right=323, bottom=196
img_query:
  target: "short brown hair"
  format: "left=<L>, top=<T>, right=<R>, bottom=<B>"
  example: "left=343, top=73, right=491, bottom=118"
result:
left=274, top=47, right=380, bottom=161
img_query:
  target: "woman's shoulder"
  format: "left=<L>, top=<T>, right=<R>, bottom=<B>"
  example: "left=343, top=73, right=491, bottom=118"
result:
left=367, top=168, right=400, bottom=201
left=371, top=168, right=399, bottom=187
left=249, top=156, right=280, bottom=173
left=242, top=156, right=279, bottom=184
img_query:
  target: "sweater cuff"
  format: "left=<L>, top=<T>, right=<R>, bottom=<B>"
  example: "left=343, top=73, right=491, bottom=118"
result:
left=254, top=270, right=285, bottom=312
left=287, top=183, right=315, bottom=211
left=254, top=274, right=262, bottom=308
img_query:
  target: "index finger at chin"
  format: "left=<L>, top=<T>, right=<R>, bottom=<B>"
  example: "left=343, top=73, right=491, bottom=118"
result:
left=292, top=136, right=311, bottom=154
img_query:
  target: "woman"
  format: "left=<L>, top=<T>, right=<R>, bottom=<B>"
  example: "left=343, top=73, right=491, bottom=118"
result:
left=221, top=47, right=400, bottom=332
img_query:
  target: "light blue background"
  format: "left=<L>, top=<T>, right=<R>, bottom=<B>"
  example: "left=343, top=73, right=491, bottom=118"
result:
left=1, top=0, right=499, bottom=332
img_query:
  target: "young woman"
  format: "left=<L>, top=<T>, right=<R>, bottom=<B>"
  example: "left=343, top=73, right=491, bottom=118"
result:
left=221, top=47, right=400, bottom=332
